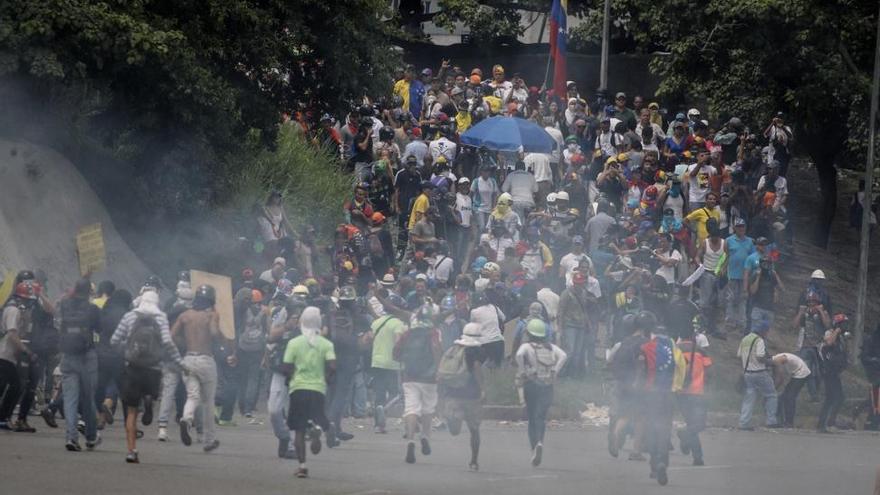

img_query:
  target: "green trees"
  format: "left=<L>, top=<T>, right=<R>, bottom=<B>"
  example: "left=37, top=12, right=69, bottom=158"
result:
left=0, top=0, right=400, bottom=158
left=609, top=0, right=878, bottom=246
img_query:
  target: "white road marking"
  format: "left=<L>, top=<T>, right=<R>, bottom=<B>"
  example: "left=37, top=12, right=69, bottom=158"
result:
left=668, top=464, right=733, bottom=471
left=485, top=474, right=560, bottom=482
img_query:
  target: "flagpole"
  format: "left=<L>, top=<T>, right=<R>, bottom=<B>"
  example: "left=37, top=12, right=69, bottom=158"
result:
left=598, top=0, right=611, bottom=94
left=543, top=13, right=552, bottom=90
left=854, top=1, right=880, bottom=362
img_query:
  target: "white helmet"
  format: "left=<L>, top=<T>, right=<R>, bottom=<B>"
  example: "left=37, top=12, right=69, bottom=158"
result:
left=810, top=269, right=826, bottom=280
left=556, top=191, right=570, bottom=202
left=687, top=108, right=701, bottom=119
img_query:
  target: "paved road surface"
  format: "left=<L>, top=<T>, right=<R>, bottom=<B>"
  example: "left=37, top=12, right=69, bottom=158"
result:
left=2, top=419, right=877, bottom=495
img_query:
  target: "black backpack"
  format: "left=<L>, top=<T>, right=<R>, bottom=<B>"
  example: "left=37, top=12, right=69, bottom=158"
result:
left=59, top=298, right=95, bottom=355
left=400, top=327, right=437, bottom=382
left=125, top=315, right=164, bottom=368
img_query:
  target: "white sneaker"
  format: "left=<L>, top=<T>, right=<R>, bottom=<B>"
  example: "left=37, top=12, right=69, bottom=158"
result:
left=158, top=426, right=168, bottom=442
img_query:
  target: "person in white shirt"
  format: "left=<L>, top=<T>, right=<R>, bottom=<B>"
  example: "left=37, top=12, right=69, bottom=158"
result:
left=503, top=75, right=529, bottom=111
left=653, top=234, right=682, bottom=285
left=543, top=118, right=564, bottom=169
left=559, top=236, right=594, bottom=288
left=773, top=352, right=811, bottom=428
left=536, top=286, right=560, bottom=330
left=756, top=161, right=787, bottom=208
left=470, top=294, right=506, bottom=368
left=524, top=151, right=553, bottom=202
left=429, top=133, right=458, bottom=165
left=429, top=243, right=455, bottom=287
left=685, top=149, right=717, bottom=210
left=595, top=117, right=623, bottom=158
left=635, top=108, right=666, bottom=150
left=562, top=136, right=583, bottom=168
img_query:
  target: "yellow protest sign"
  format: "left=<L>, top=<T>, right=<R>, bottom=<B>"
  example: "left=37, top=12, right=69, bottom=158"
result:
left=189, top=270, right=235, bottom=340
left=76, top=223, right=106, bottom=276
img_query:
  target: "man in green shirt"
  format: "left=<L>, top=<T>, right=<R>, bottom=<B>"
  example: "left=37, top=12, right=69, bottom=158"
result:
left=370, top=314, right=406, bottom=433
left=281, top=306, right=336, bottom=479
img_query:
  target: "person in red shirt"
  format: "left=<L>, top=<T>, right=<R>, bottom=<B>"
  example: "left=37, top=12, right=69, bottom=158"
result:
left=676, top=315, right=713, bottom=466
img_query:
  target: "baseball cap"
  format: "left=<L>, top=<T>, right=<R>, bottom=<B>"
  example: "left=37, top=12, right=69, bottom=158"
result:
left=421, top=68, right=433, bottom=77
left=457, top=177, right=471, bottom=184
left=273, top=257, right=286, bottom=267
left=615, top=91, right=626, bottom=99
left=756, top=236, right=770, bottom=245
left=734, top=218, right=747, bottom=227
left=572, top=235, right=584, bottom=244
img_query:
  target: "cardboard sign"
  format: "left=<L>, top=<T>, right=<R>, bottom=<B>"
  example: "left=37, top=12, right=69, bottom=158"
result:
left=189, top=270, right=235, bottom=340
left=76, top=223, right=106, bottom=276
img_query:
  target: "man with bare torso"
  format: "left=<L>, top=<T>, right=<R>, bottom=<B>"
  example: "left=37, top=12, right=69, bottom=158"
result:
left=171, top=285, right=237, bottom=452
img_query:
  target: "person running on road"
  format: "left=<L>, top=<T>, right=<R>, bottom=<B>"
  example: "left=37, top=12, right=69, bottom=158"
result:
left=394, top=304, right=442, bottom=464
left=675, top=317, right=712, bottom=466
left=171, top=285, right=236, bottom=452
left=58, top=278, right=103, bottom=452
left=111, top=291, right=185, bottom=463
left=280, top=306, right=336, bottom=479
left=439, top=322, right=485, bottom=471
left=514, top=319, right=567, bottom=467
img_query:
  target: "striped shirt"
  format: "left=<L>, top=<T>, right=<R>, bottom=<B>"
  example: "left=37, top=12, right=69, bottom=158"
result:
left=111, top=310, right=183, bottom=367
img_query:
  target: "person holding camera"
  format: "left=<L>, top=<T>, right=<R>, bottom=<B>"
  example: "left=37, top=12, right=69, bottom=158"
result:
left=596, top=155, right=628, bottom=207
left=763, top=112, right=793, bottom=176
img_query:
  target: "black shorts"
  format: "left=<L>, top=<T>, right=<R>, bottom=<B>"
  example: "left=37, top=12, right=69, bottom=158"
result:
left=119, top=365, right=161, bottom=408
left=481, top=340, right=505, bottom=368
left=287, top=390, right=330, bottom=432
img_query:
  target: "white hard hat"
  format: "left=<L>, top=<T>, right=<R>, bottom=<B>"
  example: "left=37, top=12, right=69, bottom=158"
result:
left=546, top=192, right=557, bottom=203
left=687, top=108, right=701, bottom=118
left=811, top=269, right=826, bottom=280
left=555, top=191, right=570, bottom=201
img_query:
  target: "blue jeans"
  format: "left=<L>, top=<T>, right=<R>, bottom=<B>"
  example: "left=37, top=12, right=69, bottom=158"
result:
left=61, top=350, right=99, bottom=443
left=725, top=281, right=747, bottom=331
left=739, top=370, right=778, bottom=427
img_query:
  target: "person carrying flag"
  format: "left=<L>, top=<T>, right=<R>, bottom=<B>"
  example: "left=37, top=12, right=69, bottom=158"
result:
left=638, top=311, right=686, bottom=486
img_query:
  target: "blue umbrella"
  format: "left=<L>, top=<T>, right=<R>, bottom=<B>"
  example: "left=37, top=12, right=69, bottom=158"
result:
left=460, top=116, right=557, bottom=153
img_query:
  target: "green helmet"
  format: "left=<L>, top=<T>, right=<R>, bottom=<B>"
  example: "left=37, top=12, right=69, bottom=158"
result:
left=526, top=318, right=547, bottom=338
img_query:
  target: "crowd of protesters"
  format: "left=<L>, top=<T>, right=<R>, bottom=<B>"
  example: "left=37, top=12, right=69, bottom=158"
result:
left=2, top=60, right=880, bottom=485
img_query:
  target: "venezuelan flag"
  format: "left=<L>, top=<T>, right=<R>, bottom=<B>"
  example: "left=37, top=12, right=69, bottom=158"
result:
left=549, top=0, right=568, bottom=98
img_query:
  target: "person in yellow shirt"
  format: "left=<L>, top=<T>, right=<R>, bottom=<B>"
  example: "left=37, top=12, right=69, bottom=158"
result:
left=408, top=181, right=433, bottom=231
left=393, top=68, right=413, bottom=115
left=685, top=191, right=721, bottom=246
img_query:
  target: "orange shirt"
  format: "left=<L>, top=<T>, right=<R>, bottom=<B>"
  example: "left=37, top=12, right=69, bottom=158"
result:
left=677, top=340, right=712, bottom=395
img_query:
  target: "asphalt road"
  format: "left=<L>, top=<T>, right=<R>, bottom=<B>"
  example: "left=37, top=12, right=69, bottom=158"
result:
left=2, top=417, right=878, bottom=495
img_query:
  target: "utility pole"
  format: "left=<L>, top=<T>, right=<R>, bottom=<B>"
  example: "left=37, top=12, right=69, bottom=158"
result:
left=598, top=0, right=611, bottom=93
left=855, top=2, right=880, bottom=361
